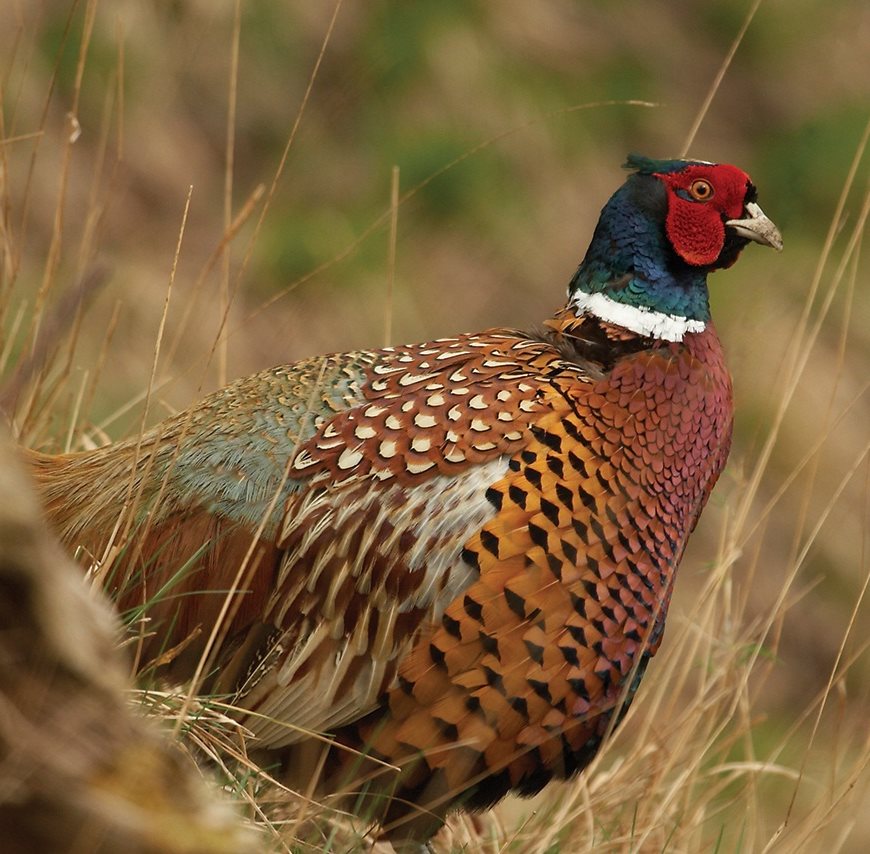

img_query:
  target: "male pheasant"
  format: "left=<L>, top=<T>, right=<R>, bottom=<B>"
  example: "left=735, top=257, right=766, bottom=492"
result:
left=27, top=155, right=781, bottom=849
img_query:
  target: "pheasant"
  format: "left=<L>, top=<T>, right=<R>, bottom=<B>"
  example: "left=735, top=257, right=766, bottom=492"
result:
left=27, top=155, right=781, bottom=849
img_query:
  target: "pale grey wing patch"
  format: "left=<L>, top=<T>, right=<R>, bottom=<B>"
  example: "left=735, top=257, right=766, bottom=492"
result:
left=233, top=458, right=510, bottom=749
left=164, top=352, right=378, bottom=532
left=397, top=458, right=511, bottom=613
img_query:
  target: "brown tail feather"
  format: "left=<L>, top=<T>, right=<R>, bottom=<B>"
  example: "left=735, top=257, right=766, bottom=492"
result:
left=22, top=444, right=282, bottom=682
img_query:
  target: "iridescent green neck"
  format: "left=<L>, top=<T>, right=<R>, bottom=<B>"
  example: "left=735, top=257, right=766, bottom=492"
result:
left=568, top=173, right=711, bottom=340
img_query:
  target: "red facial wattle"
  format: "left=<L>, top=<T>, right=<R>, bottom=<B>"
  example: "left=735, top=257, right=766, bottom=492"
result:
left=655, top=164, right=752, bottom=267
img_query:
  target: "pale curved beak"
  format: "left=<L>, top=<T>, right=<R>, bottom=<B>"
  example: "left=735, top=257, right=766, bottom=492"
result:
left=726, top=201, right=783, bottom=251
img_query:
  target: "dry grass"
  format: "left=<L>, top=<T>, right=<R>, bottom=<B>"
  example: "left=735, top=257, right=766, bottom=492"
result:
left=1, top=1, right=868, bottom=851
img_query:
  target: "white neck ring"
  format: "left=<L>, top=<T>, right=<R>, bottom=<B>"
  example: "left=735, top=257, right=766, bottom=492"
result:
left=570, top=290, right=705, bottom=342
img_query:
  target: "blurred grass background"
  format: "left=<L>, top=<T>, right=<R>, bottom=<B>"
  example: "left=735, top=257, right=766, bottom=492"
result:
left=1, top=0, right=868, bottom=850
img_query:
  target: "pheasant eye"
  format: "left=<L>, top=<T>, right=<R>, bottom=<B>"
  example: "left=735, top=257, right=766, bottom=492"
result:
left=689, top=179, right=714, bottom=201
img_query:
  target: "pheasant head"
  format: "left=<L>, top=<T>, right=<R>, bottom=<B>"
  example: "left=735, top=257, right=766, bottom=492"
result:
left=568, top=155, right=782, bottom=341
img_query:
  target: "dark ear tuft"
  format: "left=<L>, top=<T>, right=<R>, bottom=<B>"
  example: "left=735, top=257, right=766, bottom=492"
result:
left=624, top=153, right=710, bottom=175
left=624, top=153, right=662, bottom=174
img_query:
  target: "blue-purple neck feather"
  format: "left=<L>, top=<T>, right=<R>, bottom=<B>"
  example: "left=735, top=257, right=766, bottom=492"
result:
left=569, top=162, right=711, bottom=323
